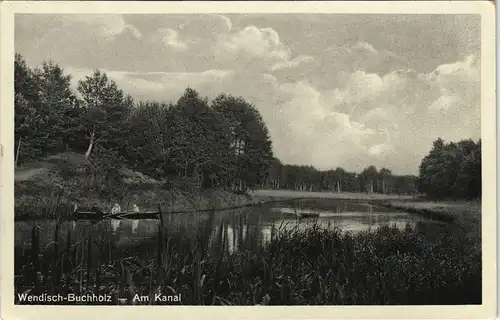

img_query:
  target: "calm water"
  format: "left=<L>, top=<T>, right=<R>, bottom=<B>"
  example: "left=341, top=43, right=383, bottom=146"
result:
left=15, top=199, right=437, bottom=255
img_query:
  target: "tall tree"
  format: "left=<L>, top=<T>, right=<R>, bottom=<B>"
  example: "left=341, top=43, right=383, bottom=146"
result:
left=360, top=166, right=378, bottom=194
left=212, top=94, right=273, bottom=191
left=321, top=170, right=335, bottom=191
left=378, top=168, right=392, bottom=194
left=14, top=53, right=43, bottom=166
left=77, top=70, right=132, bottom=159
left=35, top=60, right=79, bottom=153
left=333, top=167, right=345, bottom=192
left=167, top=88, right=234, bottom=189
left=266, top=158, right=283, bottom=189
left=126, top=101, right=172, bottom=177
left=419, top=138, right=481, bottom=199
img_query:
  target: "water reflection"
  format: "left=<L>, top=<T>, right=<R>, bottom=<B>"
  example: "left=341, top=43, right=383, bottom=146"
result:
left=110, top=219, right=120, bottom=233
left=15, top=200, right=436, bottom=255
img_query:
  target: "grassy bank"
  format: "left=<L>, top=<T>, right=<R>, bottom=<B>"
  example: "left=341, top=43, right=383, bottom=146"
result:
left=14, top=153, right=258, bottom=220
left=250, top=189, right=414, bottom=201
left=380, top=199, right=481, bottom=245
left=14, top=216, right=481, bottom=305
left=381, top=200, right=481, bottom=224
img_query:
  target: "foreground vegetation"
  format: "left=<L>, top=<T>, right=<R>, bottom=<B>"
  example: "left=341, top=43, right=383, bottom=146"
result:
left=15, top=205, right=481, bottom=305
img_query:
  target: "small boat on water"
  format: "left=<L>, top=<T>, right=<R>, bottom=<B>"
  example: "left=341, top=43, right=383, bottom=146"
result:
left=297, top=212, right=320, bottom=219
left=74, top=210, right=160, bottom=220
left=72, top=204, right=160, bottom=220
left=110, top=211, right=160, bottom=219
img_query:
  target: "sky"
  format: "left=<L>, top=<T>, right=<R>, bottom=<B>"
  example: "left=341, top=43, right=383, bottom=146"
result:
left=15, top=14, right=481, bottom=175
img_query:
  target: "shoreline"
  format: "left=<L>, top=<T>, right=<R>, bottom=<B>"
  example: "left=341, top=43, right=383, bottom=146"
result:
left=250, top=190, right=480, bottom=224
left=376, top=202, right=456, bottom=223
left=15, top=187, right=478, bottom=224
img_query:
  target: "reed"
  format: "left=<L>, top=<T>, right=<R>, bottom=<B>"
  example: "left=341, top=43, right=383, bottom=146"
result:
left=15, top=209, right=481, bottom=306
left=86, top=229, right=92, bottom=289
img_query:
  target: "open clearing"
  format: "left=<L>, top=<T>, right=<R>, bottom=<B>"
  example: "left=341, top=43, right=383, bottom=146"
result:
left=250, top=189, right=414, bottom=201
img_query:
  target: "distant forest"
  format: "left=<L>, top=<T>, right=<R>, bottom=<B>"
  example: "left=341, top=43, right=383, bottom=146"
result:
left=14, top=54, right=481, bottom=199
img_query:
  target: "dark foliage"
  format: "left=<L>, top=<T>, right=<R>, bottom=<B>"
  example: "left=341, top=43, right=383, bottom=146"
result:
left=14, top=55, right=273, bottom=191
left=264, top=160, right=418, bottom=195
left=419, top=138, right=481, bottom=199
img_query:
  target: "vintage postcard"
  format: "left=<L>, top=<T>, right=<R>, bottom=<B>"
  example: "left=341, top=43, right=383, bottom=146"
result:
left=0, top=1, right=496, bottom=319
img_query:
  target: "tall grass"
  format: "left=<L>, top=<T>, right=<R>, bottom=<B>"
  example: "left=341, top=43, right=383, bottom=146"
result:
left=14, top=210, right=481, bottom=306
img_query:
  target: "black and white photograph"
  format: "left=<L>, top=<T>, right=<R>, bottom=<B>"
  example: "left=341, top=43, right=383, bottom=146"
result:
left=0, top=1, right=496, bottom=319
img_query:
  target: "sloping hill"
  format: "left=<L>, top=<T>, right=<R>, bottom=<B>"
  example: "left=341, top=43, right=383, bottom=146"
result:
left=14, top=152, right=255, bottom=220
left=15, top=152, right=161, bottom=185
left=15, top=152, right=166, bottom=218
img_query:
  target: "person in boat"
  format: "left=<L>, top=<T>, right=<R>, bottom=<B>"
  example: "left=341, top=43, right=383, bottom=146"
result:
left=111, top=203, right=121, bottom=215
left=132, top=204, right=140, bottom=213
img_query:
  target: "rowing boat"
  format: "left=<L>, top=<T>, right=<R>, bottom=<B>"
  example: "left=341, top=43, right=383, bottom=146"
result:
left=297, top=212, right=320, bottom=219
left=73, top=211, right=160, bottom=220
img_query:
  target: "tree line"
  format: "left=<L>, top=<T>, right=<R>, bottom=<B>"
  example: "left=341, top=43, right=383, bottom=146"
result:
left=15, top=53, right=272, bottom=192
left=14, top=54, right=480, bottom=199
left=264, top=159, right=418, bottom=195
left=261, top=137, right=481, bottom=199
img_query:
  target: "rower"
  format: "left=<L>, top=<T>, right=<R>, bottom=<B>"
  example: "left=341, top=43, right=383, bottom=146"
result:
left=132, top=204, right=140, bottom=213
left=111, top=203, right=121, bottom=215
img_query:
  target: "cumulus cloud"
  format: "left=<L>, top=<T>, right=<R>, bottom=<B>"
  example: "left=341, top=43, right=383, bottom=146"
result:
left=261, top=81, right=386, bottom=171
left=15, top=14, right=149, bottom=71
left=283, top=41, right=406, bottom=92
left=155, top=28, right=189, bottom=52
left=368, top=129, right=393, bottom=157
left=212, top=14, right=232, bottom=32
left=419, top=55, right=481, bottom=144
left=62, top=15, right=142, bottom=39
left=221, top=26, right=287, bottom=59
left=236, top=52, right=479, bottom=174
left=426, top=54, right=479, bottom=110
left=272, top=55, right=315, bottom=71
left=352, top=41, right=379, bottom=55
left=215, top=25, right=314, bottom=72
left=316, top=54, right=480, bottom=172
left=325, top=42, right=400, bottom=72
left=431, top=54, right=478, bottom=77
left=65, top=67, right=235, bottom=102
